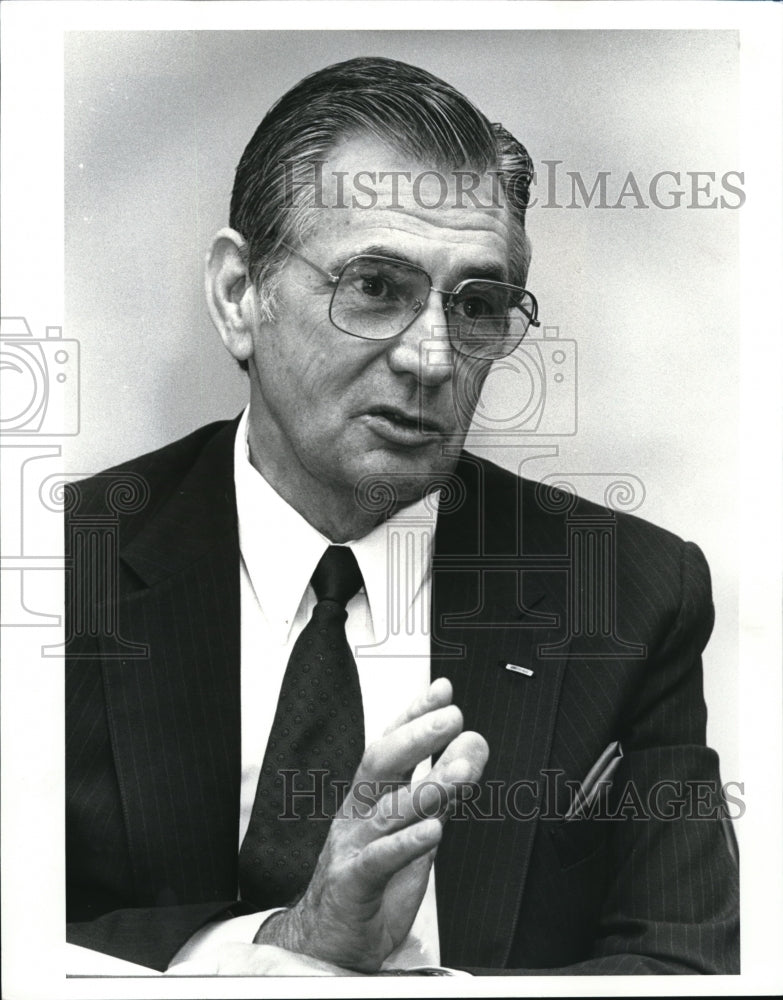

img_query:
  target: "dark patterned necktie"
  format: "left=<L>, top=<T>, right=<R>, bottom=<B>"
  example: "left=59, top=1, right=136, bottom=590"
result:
left=238, top=545, right=365, bottom=908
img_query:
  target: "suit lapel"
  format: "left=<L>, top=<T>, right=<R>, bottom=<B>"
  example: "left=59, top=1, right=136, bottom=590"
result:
left=100, top=421, right=243, bottom=905
left=432, top=453, right=571, bottom=968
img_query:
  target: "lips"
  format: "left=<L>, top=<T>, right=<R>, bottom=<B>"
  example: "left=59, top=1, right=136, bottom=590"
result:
left=361, top=406, right=450, bottom=448
left=365, top=406, right=444, bottom=434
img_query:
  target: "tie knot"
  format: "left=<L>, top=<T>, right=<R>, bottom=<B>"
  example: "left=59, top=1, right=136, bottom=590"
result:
left=311, top=546, right=363, bottom=608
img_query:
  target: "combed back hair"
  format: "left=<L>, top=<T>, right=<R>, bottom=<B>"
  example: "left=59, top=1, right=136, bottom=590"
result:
left=229, top=56, right=534, bottom=370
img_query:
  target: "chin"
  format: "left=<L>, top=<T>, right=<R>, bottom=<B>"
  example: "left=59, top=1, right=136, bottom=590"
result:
left=346, top=449, right=461, bottom=519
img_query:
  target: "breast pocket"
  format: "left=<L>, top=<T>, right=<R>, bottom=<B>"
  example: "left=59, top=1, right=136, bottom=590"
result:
left=548, top=740, right=622, bottom=869
left=548, top=815, right=608, bottom=871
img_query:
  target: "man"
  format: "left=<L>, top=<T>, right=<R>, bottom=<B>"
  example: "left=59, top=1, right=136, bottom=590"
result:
left=65, top=56, right=739, bottom=975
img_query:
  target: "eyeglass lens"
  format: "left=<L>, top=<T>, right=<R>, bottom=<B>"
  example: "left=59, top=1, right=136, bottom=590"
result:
left=330, top=257, right=534, bottom=360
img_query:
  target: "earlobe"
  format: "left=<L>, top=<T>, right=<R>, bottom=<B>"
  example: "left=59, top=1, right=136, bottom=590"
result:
left=205, top=227, right=257, bottom=362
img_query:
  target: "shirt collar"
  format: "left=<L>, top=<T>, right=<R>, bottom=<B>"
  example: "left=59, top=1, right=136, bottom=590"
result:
left=233, top=406, right=439, bottom=643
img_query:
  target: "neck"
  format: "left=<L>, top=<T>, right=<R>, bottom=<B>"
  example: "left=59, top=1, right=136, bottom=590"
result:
left=245, top=428, right=385, bottom=544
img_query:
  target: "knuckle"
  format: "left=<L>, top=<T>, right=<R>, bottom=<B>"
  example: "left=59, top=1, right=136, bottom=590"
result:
left=375, top=787, right=406, bottom=830
left=361, top=739, right=382, bottom=774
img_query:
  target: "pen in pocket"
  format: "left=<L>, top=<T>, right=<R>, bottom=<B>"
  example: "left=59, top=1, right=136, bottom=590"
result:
left=564, top=740, right=624, bottom=820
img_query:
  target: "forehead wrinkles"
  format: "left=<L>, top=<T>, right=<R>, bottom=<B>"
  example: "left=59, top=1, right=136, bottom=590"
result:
left=286, top=136, right=518, bottom=265
left=318, top=166, right=505, bottom=213
left=310, top=173, right=512, bottom=235
left=297, top=221, right=508, bottom=305
left=319, top=203, right=510, bottom=238
left=309, top=203, right=513, bottom=279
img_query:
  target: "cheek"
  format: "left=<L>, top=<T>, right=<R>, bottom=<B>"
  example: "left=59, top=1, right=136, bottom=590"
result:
left=292, top=345, right=360, bottom=411
left=451, top=357, right=493, bottom=424
left=260, top=326, right=366, bottom=428
left=258, top=314, right=332, bottom=392
left=292, top=352, right=330, bottom=394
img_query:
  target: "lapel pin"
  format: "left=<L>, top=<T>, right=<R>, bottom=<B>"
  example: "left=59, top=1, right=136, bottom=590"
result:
left=505, top=662, right=534, bottom=677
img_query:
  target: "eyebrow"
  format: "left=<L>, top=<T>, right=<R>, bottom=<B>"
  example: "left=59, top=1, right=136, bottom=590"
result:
left=461, top=261, right=509, bottom=283
left=329, top=244, right=510, bottom=285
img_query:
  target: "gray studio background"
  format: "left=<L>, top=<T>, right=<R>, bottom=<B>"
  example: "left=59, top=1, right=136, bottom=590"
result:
left=64, top=31, right=740, bottom=787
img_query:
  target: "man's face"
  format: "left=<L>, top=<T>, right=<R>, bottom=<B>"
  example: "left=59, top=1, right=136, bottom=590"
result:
left=243, top=134, right=517, bottom=530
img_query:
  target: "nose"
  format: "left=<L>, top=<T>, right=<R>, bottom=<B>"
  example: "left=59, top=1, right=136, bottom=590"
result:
left=385, top=289, right=454, bottom=387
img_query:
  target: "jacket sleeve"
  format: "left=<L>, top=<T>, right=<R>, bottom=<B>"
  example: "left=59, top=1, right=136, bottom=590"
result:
left=67, top=902, right=257, bottom=973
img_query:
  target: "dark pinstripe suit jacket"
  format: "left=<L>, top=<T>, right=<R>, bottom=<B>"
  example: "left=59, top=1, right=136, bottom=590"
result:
left=66, top=417, right=739, bottom=974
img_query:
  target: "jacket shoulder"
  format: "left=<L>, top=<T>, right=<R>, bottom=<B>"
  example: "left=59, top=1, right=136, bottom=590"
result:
left=65, top=419, right=238, bottom=532
left=462, top=450, right=701, bottom=559
left=460, top=452, right=712, bottom=646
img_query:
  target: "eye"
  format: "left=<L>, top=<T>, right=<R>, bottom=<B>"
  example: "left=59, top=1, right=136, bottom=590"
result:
left=338, top=258, right=420, bottom=315
left=460, top=295, right=494, bottom=319
left=360, top=275, right=390, bottom=299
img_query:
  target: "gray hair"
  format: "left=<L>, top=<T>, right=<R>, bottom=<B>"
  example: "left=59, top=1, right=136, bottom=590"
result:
left=229, top=57, right=534, bottom=366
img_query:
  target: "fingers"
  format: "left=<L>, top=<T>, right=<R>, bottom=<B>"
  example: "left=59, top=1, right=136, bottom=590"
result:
left=356, top=818, right=443, bottom=893
left=352, top=702, right=463, bottom=800
left=343, top=732, right=488, bottom=849
left=383, top=678, right=453, bottom=735
left=413, top=731, right=489, bottom=825
left=378, top=731, right=489, bottom=830
left=428, top=729, right=490, bottom=783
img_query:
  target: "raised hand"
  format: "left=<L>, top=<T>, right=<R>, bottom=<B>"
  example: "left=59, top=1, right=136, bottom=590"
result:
left=254, top=677, right=488, bottom=971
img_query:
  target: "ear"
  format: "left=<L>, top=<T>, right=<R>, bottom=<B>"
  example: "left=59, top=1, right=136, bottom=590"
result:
left=204, top=227, right=258, bottom=362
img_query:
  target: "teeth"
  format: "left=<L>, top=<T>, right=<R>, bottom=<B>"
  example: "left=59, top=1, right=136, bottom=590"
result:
left=384, top=411, right=411, bottom=426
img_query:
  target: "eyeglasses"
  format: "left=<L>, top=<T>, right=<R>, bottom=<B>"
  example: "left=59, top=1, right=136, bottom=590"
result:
left=281, top=243, right=540, bottom=360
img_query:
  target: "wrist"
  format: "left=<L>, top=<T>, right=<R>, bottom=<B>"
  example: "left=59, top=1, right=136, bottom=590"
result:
left=253, top=906, right=306, bottom=951
left=253, top=901, right=382, bottom=974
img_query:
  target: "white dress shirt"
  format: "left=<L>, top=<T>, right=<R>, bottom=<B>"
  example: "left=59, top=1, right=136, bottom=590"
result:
left=168, top=407, right=441, bottom=971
